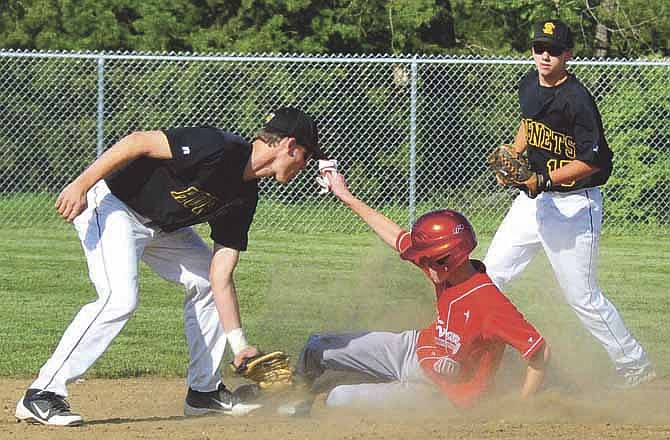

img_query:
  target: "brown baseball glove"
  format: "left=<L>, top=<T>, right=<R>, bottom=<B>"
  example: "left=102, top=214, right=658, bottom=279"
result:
left=487, top=144, right=550, bottom=198
left=232, top=351, right=293, bottom=390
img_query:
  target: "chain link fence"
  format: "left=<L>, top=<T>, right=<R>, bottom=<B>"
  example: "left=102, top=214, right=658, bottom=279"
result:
left=0, top=51, right=668, bottom=234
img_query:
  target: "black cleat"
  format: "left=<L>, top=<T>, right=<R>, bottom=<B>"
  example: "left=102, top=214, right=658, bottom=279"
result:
left=184, top=383, right=262, bottom=417
left=15, top=389, right=84, bottom=426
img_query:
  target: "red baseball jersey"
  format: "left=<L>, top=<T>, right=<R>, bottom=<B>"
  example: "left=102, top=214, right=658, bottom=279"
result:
left=396, top=232, right=545, bottom=408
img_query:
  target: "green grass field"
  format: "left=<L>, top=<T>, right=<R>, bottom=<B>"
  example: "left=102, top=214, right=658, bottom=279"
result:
left=0, top=226, right=667, bottom=385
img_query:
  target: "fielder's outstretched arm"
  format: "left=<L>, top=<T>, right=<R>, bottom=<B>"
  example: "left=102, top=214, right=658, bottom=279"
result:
left=210, top=244, right=259, bottom=366
left=325, top=172, right=403, bottom=249
left=55, top=130, right=172, bottom=222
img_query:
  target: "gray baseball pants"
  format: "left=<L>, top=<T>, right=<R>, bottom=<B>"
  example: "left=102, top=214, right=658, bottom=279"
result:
left=295, top=331, right=435, bottom=408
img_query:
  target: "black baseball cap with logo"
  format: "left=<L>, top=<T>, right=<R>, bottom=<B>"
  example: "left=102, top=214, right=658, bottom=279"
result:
left=532, top=20, right=574, bottom=51
left=263, top=107, right=325, bottom=159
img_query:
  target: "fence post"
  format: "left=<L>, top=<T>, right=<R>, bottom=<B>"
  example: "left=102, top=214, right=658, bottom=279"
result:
left=96, top=57, right=105, bottom=157
left=408, top=56, right=418, bottom=227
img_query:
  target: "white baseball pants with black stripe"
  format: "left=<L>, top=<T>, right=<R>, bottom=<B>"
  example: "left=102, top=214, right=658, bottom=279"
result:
left=31, top=180, right=226, bottom=396
left=483, top=188, right=649, bottom=373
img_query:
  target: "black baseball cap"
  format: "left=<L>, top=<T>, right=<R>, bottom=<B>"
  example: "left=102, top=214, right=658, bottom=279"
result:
left=263, top=107, right=325, bottom=159
left=532, top=20, right=574, bottom=51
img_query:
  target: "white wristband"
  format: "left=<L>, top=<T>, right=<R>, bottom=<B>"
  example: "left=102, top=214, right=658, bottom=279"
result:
left=227, top=328, right=249, bottom=355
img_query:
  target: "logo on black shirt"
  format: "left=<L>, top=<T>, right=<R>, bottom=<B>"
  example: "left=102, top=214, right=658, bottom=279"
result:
left=170, top=186, right=220, bottom=216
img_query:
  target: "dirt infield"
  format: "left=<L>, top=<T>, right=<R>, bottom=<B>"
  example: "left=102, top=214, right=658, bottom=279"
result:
left=2, top=377, right=669, bottom=440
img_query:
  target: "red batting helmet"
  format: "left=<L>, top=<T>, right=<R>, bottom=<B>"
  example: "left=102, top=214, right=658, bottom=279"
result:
left=400, top=209, right=477, bottom=284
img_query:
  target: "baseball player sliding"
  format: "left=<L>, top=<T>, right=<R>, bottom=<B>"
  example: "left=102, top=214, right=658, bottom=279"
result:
left=15, top=107, right=325, bottom=426
left=484, top=19, right=655, bottom=388
left=289, top=169, right=550, bottom=411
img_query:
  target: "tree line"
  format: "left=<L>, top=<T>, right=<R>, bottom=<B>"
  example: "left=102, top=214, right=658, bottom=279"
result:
left=0, top=0, right=668, bottom=58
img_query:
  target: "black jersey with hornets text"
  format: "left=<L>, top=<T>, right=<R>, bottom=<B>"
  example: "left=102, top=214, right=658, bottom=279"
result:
left=518, top=70, right=613, bottom=191
left=105, top=127, right=258, bottom=250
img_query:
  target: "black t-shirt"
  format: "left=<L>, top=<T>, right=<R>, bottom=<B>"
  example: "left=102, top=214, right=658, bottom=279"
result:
left=105, top=127, right=258, bottom=250
left=518, top=70, right=613, bottom=191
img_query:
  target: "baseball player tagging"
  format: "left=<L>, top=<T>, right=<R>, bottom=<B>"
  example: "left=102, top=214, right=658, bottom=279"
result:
left=16, top=107, right=326, bottom=426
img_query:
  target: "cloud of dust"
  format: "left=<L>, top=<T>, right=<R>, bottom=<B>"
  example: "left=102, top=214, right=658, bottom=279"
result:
left=257, top=237, right=669, bottom=426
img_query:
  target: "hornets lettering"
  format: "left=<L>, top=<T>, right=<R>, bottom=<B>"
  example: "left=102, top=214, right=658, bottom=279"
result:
left=170, top=186, right=221, bottom=216
left=523, top=119, right=576, bottom=159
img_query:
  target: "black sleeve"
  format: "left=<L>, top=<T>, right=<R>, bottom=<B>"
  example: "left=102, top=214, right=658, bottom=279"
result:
left=208, top=194, right=258, bottom=251
left=571, top=97, right=603, bottom=165
left=163, top=127, right=226, bottom=172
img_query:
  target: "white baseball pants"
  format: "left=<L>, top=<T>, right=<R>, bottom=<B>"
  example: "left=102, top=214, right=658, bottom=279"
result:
left=484, top=189, right=649, bottom=372
left=31, top=181, right=226, bottom=396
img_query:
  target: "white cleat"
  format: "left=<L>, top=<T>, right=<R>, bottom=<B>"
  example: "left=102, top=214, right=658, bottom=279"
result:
left=277, top=398, right=314, bottom=417
left=616, top=363, right=657, bottom=389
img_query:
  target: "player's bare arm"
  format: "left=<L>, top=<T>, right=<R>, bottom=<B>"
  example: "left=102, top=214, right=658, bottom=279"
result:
left=326, top=171, right=403, bottom=249
left=520, top=343, right=550, bottom=399
left=548, top=159, right=600, bottom=186
left=210, top=244, right=259, bottom=365
left=55, top=130, right=172, bottom=222
left=512, top=121, right=528, bottom=154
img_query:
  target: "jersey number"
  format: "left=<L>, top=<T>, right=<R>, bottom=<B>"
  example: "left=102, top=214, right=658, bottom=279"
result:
left=546, top=159, right=575, bottom=188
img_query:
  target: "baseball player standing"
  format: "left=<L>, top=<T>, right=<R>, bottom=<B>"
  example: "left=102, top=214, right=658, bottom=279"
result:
left=15, top=107, right=325, bottom=426
left=483, top=20, right=655, bottom=387
left=290, top=171, right=550, bottom=410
